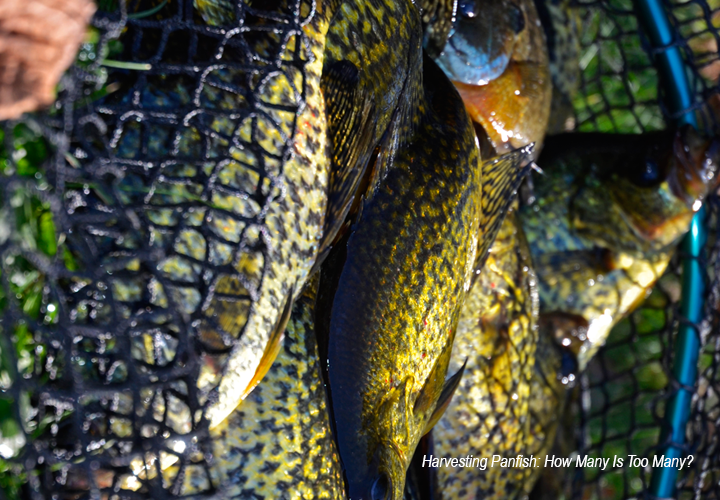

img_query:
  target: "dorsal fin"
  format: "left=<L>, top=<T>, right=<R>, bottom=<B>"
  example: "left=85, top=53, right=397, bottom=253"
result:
left=477, top=145, right=534, bottom=268
left=317, top=60, right=377, bottom=257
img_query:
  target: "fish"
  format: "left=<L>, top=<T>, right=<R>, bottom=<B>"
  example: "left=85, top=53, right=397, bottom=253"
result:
left=533, top=0, right=582, bottom=134
left=208, top=277, right=346, bottom=500
left=519, top=127, right=720, bottom=370
left=195, top=0, right=430, bottom=428
left=402, top=209, right=568, bottom=500
left=316, top=34, right=531, bottom=496
left=429, top=209, right=543, bottom=500
left=97, top=0, right=336, bottom=429
left=431, top=0, right=552, bottom=155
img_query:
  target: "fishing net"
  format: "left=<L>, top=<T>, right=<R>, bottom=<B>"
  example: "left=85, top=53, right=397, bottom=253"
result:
left=531, top=0, right=720, bottom=498
left=0, top=0, right=318, bottom=498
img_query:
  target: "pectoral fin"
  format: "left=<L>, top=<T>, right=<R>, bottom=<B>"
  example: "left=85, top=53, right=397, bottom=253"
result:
left=477, top=145, right=533, bottom=267
left=422, top=360, right=466, bottom=435
left=319, top=60, right=377, bottom=255
left=413, top=339, right=459, bottom=424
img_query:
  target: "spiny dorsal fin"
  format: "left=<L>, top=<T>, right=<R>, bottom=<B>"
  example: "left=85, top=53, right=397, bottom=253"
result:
left=477, top=144, right=534, bottom=268
left=421, top=359, right=466, bottom=435
left=318, top=60, right=377, bottom=256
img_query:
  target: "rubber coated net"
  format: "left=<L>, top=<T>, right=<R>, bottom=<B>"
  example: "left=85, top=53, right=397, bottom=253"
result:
left=0, top=0, right=316, bottom=498
left=533, top=0, right=720, bottom=498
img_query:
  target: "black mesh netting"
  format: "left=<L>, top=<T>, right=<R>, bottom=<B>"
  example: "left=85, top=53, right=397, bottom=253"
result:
left=1, top=0, right=720, bottom=499
left=0, top=0, right=318, bottom=498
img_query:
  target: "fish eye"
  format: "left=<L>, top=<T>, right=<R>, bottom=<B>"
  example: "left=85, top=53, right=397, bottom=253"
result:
left=458, top=0, right=477, bottom=18
left=509, top=3, right=525, bottom=34
left=560, top=350, right=578, bottom=379
left=631, top=158, right=662, bottom=187
left=371, top=473, right=390, bottom=500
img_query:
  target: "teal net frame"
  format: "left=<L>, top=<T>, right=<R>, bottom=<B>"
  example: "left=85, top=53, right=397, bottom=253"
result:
left=633, top=0, right=705, bottom=496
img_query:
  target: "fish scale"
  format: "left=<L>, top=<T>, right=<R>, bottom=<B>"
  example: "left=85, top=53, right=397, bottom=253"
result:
left=106, top=0, right=332, bottom=421
left=520, top=129, right=720, bottom=370
left=59, top=1, right=335, bottom=492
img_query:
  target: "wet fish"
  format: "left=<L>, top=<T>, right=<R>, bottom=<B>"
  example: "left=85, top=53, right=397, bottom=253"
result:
left=209, top=277, right=346, bottom=499
left=104, top=0, right=338, bottom=428
left=431, top=0, right=552, bottom=155
left=317, top=34, right=531, bottom=496
left=519, top=127, right=720, bottom=370
left=168, top=0, right=422, bottom=426
left=430, top=209, right=543, bottom=500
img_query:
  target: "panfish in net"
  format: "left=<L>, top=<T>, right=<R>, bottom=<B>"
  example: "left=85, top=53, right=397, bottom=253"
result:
left=113, top=0, right=335, bottom=428
left=209, top=277, right=345, bottom=499
left=520, top=127, right=720, bottom=370
left=190, top=0, right=438, bottom=428
left=317, top=28, right=532, bottom=493
left=431, top=0, right=552, bottom=155
left=428, top=209, right=542, bottom=500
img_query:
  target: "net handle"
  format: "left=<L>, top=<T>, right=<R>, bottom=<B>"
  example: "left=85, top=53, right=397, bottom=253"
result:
left=634, top=0, right=704, bottom=496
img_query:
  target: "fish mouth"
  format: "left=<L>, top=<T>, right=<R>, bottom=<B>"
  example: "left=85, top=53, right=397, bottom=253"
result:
left=669, top=125, right=720, bottom=205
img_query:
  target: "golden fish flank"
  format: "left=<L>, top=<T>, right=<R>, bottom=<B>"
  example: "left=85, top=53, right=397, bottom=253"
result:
left=209, top=281, right=345, bottom=500
left=141, top=0, right=335, bottom=428
left=520, top=128, right=720, bottom=369
left=432, top=211, right=542, bottom=500
left=199, top=0, right=439, bottom=428
left=318, top=34, right=513, bottom=494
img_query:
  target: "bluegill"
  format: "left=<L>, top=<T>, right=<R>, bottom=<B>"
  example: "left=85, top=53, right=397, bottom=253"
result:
left=431, top=0, right=552, bottom=155
left=520, top=127, right=720, bottom=370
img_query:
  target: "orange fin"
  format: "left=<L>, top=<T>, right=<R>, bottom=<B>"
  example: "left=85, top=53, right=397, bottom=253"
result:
left=239, top=286, right=295, bottom=400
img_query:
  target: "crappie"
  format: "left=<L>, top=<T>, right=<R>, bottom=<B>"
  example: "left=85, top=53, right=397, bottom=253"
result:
left=209, top=278, right=345, bottom=499
left=190, top=0, right=420, bottom=426
left=317, top=33, right=529, bottom=496
left=105, top=0, right=336, bottom=428
left=520, top=127, right=720, bottom=370
left=430, top=209, right=543, bottom=500
left=432, top=0, right=552, bottom=155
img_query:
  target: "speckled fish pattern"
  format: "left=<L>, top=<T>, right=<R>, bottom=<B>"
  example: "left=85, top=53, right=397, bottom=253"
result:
left=209, top=279, right=345, bottom=499
left=115, top=0, right=338, bottom=428
left=322, top=50, right=483, bottom=500
left=432, top=210, right=542, bottom=500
